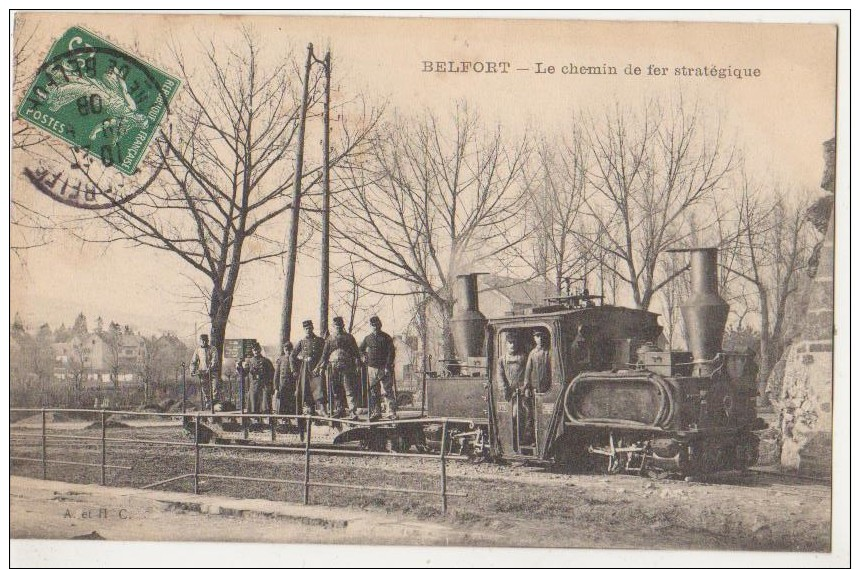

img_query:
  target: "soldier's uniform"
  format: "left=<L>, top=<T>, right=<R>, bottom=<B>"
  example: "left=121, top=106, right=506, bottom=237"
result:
left=247, top=348, right=275, bottom=415
left=497, top=349, right=532, bottom=446
left=274, top=343, right=295, bottom=415
left=524, top=341, right=551, bottom=393
left=496, top=352, right=526, bottom=401
left=190, top=336, right=220, bottom=409
left=359, top=317, right=397, bottom=420
left=318, top=317, right=360, bottom=418
left=236, top=355, right=251, bottom=410
left=291, top=321, right=326, bottom=415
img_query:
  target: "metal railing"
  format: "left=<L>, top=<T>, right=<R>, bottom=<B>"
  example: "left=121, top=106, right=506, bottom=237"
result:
left=10, top=408, right=466, bottom=514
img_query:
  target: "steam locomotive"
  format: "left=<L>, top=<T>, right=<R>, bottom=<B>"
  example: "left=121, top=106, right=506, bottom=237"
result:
left=192, top=247, right=760, bottom=478
left=423, top=247, right=761, bottom=478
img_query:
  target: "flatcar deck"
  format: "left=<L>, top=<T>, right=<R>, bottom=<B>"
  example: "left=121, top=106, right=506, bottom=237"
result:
left=187, top=410, right=429, bottom=449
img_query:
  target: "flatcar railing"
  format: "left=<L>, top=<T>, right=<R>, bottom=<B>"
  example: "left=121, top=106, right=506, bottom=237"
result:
left=10, top=408, right=466, bottom=514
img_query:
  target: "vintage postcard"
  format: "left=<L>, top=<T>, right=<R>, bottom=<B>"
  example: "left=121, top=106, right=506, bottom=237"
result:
left=9, top=10, right=847, bottom=567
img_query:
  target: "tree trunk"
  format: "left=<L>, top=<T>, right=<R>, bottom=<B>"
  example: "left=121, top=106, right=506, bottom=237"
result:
left=280, top=44, right=314, bottom=346
left=437, top=297, right=455, bottom=360
left=208, top=292, right=230, bottom=374
left=757, top=287, right=771, bottom=405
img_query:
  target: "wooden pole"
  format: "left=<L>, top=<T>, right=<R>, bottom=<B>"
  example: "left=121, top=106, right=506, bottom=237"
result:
left=320, top=51, right=332, bottom=339
left=193, top=414, right=200, bottom=494
left=280, top=43, right=315, bottom=346
left=440, top=419, right=448, bottom=514
left=41, top=409, right=47, bottom=480
left=303, top=417, right=313, bottom=505
left=180, top=363, right=186, bottom=414
left=100, top=410, right=107, bottom=485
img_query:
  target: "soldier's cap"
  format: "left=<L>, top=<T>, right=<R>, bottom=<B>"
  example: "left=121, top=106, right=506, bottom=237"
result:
left=332, top=316, right=345, bottom=327
left=252, top=341, right=262, bottom=351
left=302, top=320, right=313, bottom=329
left=199, top=333, right=209, bottom=340
left=369, top=315, right=381, bottom=326
left=533, top=328, right=547, bottom=337
left=283, top=341, right=294, bottom=350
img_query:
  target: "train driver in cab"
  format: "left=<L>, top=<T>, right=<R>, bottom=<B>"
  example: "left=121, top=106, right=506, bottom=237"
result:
left=525, top=328, right=551, bottom=393
left=496, top=332, right=526, bottom=401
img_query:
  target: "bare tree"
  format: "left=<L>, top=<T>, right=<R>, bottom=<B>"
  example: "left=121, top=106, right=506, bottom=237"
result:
left=61, top=30, right=376, bottom=369
left=11, top=19, right=59, bottom=255
left=722, top=177, right=813, bottom=402
left=657, top=253, right=691, bottom=349
left=333, top=105, right=534, bottom=357
left=10, top=322, right=55, bottom=407
left=330, top=256, right=386, bottom=335
left=12, top=18, right=51, bottom=153
left=135, top=333, right=189, bottom=403
left=103, top=321, right=123, bottom=394
left=580, top=99, right=736, bottom=309
left=509, top=131, right=592, bottom=295
left=70, top=340, right=88, bottom=407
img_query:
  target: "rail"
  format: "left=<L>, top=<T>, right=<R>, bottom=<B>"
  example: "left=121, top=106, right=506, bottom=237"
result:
left=10, top=408, right=466, bottom=514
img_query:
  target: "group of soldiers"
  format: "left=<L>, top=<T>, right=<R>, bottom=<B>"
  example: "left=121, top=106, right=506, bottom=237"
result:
left=189, top=315, right=398, bottom=421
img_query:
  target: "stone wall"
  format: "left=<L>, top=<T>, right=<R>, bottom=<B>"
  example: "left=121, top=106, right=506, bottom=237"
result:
left=772, top=138, right=835, bottom=477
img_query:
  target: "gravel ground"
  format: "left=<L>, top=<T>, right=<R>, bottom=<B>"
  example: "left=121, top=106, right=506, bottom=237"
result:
left=10, top=424, right=832, bottom=551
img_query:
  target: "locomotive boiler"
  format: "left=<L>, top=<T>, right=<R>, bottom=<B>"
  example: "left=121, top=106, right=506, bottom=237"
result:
left=424, top=248, right=761, bottom=477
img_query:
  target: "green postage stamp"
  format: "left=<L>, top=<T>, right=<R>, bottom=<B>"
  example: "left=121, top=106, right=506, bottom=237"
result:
left=16, top=26, right=180, bottom=176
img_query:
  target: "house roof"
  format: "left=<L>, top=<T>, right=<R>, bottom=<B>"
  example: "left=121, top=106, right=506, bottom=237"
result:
left=118, top=335, right=145, bottom=348
left=480, top=275, right=556, bottom=308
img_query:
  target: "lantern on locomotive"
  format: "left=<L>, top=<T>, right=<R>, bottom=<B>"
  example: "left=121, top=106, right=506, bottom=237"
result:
left=421, top=247, right=761, bottom=477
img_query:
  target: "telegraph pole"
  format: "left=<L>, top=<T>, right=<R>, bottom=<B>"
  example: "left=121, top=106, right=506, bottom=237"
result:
left=280, top=43, right=314, bottom=346
left=319, top=50, right=332, bottom=338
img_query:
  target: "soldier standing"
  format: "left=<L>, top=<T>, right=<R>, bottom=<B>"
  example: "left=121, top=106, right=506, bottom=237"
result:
left=520, top=329, right=552, bottom=446
left=315, top=316, right=361, bottom=420
left=524, top=329, right=551, bottom=393
left=236, top=347, right=251, bottom=411
left=190, top=334, right=220, bottom=410
left=247, top=342, right=275, bottom=420
left=497, top=333, right=530, bottom=447
left=274, top=342, right=295, bottom=416
left=497, top=333, right=526, bottom=401
left=359, top=315, right=397, bottom=421
left=291, top=320, right=326, bottom=416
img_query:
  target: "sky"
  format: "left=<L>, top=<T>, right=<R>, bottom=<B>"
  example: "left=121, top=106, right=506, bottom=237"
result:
left=10, top=13, right=838, bottom=345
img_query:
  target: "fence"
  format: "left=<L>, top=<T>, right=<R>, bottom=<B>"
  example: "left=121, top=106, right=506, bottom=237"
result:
left=10, top=408, right=466, bottom=514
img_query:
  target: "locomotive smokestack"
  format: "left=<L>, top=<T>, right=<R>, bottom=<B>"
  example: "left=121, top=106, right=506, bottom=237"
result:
left=451, top=273, right=488, bottom=358
left=668, top=248, right=729, bottom=375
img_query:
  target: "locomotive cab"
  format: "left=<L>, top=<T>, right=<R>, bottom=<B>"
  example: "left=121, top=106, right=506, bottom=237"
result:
left=487, top=306, right=661, bottom=461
